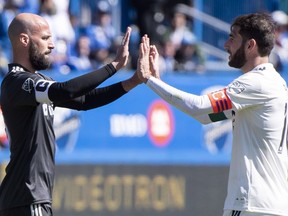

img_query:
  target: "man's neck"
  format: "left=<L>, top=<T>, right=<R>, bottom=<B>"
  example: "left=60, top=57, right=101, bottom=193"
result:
left=241, top=57, right=269, bottom=73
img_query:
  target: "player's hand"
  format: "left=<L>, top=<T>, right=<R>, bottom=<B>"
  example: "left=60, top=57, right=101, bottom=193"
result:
left=112, top=26, right=131, bottom=71
left=149, top=45, right=160, bottom=79
left=137, top=34, right=151, bottom=83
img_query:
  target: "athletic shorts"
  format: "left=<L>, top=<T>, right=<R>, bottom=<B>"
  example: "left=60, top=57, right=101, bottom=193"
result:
left=0, top=203, right=53, bottom=216
left=223, top=210, right=283, bottom=216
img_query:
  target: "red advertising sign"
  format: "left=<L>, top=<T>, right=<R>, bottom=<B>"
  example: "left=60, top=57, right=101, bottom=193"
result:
left=147, top=100, right=175, bottom=147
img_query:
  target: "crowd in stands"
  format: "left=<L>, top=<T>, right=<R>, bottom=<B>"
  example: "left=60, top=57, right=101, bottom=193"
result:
left=0, top=0, right=207, bottom=75
left=0, top=0, right=287, bottom=76
left=0, top=0, right=119, bottom=75
left=154, top=4, right=205, bottom=74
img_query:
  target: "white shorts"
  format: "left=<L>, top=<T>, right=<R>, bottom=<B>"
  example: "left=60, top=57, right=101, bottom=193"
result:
left=223, top=210, right=283, bottom=216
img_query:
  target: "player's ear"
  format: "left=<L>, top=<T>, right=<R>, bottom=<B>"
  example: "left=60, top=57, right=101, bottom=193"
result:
left=19, top=33, right=29, bottom=47
left=247, top=39, right=256, bottom=50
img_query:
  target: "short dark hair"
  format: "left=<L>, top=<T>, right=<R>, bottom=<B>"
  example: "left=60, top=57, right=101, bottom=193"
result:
left=231, top=13, right=276, bottom=56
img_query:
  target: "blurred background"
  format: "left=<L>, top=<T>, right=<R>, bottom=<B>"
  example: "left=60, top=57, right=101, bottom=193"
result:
left=0, top=0, right=288, bottom=215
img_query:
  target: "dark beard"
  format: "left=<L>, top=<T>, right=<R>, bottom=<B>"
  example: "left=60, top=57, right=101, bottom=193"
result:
left=228, top=44, right=246, bottom=69
left=29, top=41, right=51, bottom=71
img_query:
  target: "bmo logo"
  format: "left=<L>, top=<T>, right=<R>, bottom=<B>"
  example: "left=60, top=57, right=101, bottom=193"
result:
left=147, top=100, right=175, bottom=147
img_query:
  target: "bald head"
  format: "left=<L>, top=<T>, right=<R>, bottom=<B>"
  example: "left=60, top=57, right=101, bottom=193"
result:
left=8, top=13, right=50, bottom=44
left=8, top=13, right=54, bottom=72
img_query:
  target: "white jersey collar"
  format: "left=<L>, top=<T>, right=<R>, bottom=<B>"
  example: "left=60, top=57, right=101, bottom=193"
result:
left=251, top=63, right=275, bottom=72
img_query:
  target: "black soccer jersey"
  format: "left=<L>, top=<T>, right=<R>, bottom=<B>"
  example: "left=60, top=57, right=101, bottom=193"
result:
left=0, top=64, right=56, bottom=209
left=0, top=63, right=127, bottom=210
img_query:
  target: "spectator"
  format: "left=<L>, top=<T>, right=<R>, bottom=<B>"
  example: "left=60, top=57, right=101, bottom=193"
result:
left=166, top=4, right=197, bottom=51
left=0, top=0, right=22, bottom=60
left=67, top=35, right=94, bottom=72
left=39, top=0, right=75, bottom=73
left=130, top=0, right=192, bottom=44
left=174, top=35, right=206, bottom=73
left=69, top=13, right=86, bottom=49
left=269, top=10, right=288, bottom=72
left=87, top=0, right=116, bottom=68
left=164, top=4, right=205, bottom=73
left=38, top=0, right=57, bottom=42
left=49, top=0, right=75, bottom=43
left=157, top=38, right=178, bottom=73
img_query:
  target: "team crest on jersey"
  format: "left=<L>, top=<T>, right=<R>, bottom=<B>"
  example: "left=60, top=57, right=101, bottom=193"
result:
left=22, top=78, right=35, bottom=93
left=227, top=81, right=245, bottom=94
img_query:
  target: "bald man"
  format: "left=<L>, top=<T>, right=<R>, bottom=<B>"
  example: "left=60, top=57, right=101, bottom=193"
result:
left=0, top=13, right=141, bottom=216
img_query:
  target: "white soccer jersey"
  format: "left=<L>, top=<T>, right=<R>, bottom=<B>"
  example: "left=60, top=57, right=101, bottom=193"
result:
left=146, top=63, right=288, bottom=215
left=219, top=63, right=288, bottom=215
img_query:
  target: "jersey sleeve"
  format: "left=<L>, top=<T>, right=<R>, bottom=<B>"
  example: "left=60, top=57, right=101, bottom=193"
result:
left=146, top=76, right=213, bottom=116
left=225, top=74, right=269, bottom=110
left=2, top=72, right=46, bottom=106
left=207, top=73, right=270, bottom=112
left=146, top=77, right=234, bottom=125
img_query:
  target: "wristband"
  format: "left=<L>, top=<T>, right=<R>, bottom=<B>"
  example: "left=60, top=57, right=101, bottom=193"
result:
left=106, top=63, right=117, bottom=77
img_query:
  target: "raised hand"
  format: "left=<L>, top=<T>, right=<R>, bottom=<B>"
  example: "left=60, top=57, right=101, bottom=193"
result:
left=149, top=45, right=160, bottom=79
left=137, top=34, right=151, bottom=83
left=112, top=26, right=131, bottom=71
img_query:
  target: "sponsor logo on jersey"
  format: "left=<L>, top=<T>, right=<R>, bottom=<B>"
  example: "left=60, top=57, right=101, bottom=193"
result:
left=257, top=66, right=266, bottom=71
left=22, top=78, right=35, bottom=93
left=11, top=66, right=25, bottom=73
left=227, top=81, right=245, bottom=94
left=147, top=100, right=174, bottom=147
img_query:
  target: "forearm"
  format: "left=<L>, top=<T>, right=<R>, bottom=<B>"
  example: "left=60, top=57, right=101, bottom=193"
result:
left=55, top=82, right=127, bottom=110
left=146, top=76, right=213, bottom=117
left=48, top=63, right=117, bottom=102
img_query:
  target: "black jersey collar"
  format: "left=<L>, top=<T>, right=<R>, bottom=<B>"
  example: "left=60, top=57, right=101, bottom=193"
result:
left=8, top=63, right=31, bottom=73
